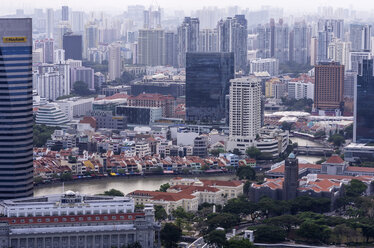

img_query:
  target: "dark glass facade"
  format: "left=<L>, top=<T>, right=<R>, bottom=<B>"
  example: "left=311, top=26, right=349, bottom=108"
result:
left=186, top=52, right=234, bottom=124
left=63, top=33, right=83, bottom=60
left=116, top=106, right=161, bottom=125
left=0, top=18, right=33, bottom=199
left=355, top=59, right=374, bottom=143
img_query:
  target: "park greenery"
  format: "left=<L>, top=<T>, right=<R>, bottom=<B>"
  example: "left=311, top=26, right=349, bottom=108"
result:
left=281, top=97, right=313, bottom=112
left=33, top=124, right=60, bottom=147
left=103, top=188, right=125, bottom=196
left=156, top=178, right=374, bottom=247
left=73, top=81, right=92, bottom=96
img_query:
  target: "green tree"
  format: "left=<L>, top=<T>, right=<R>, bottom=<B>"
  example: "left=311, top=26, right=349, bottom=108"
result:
left=223, top=197, right=257, bottom=216
left=245, top=146, right=261, bottom=159
left=159, top=183, right=170, bottom=192
left=297, top=221, right=331, bottom=243
left=160, top=223, right=182, bottom=248
left=265, top=214, right=300, bottom=233
left=73, top=81, right=91, bottom=96
left=172, top=207, right=193, bottom=220
left=328, top=134, right=345, bottom=147
left=254, top=225, right=286, bottom=243
left=206, top=213, right=240, bottom=231
left=345, top=179, right=368, bottom=198
left=103, top=188, right=124, bottom=196
left=225, top=239, right=254, bottom=248
left=60, top=172, right=73, bottom=181
left=210, top=148, right=225, bottom=157
left=281, top=121, right=293, bottom=132
left=232, top=148, right=242, bottom=156
left=33, top=124, right=60, bottom=147
left=154, top=205, right=167, bottom=221
left=236, top=166, right=256, bottom=180
left=204, top=230, right=226, bottom=247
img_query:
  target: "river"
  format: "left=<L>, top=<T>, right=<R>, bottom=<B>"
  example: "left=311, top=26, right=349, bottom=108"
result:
left=35, top=137, right=321, bottom=196
left=34, top=175, right=236, bottom=197
left=290, top=137, right=324, bottom=164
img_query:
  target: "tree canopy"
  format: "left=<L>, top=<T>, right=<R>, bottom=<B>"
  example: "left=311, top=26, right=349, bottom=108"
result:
left=103, top=188, right=124, bottom=196
left=160, top=223, right=182, bottom=248
left=73, top=81, right=91, bottom=96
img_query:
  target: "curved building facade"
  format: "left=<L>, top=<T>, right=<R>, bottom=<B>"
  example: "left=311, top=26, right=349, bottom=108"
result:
left=0, top=18, right=33, bottom=199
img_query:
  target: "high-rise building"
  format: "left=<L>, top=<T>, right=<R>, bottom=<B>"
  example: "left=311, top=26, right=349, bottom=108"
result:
left=318, top=19, right=344, bottom=40
left=327, top=39, right=351, bottom=69
left=63, top=33, right=82, bottom=60
left=349, top=51, right=372, bottom=73
left=227, top=77, right=261, bottom=153
left=164, top=32, right=178, bottom=67
left=46, top=8, right=54, bottom=39
left=310, top=37, right=318, bottom=66
left=317, top=30, right=333, bottom=62
left=57, top=21, right=71, bottom=49
left=289, top=22, right=308, bottom=64
left=314, top=62, right=344, bottom=112
left=84, top=23, right=99, bottom=58
left=143, top=6, right=161, bottom=29
left=54, top=49, right=65, bottom=64
left=108, top=43, right=121, bottom=81
left=0, top=18, right=33, bottom=199
left=177, top=17, right=200, bottom=68
left=350, top=24, right=372, bottom=52
left=282, top=153, right=299, bottom=201
left=271, top=18, right=289, bottom=63
left=344, top=70, right=356, bottom=99
left=72, top=11, right=84, bottom=34
left=199, top=29, right=218, bottom=52
left=70, top=67, right=95, bottom=90
left=186, top=52, right=234, bottom=123
left=256, top=24, right=271, bottom=59
left=217, top=15, right=248, bottom=71
left=250, top=58, right=279, bottom=76
left=354, top=59, right=374, bottom=143
left=137, top=29, right=165, bottom=66
left=61, top=6, right=69, bottom=21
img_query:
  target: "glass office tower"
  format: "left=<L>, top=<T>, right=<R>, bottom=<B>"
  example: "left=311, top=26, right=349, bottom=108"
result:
left=0, top=18, right=33, bottom=199
left=354, top=59, right=374, bottom=143
left=186, top=52, right=234, bottom=124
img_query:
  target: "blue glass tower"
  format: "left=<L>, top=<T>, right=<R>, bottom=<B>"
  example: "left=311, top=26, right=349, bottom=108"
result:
left=186, top=52, right=234, bottom=124
left=0, top=18, right=33, bottom=199
left=354, top=59, right=374, bottom=143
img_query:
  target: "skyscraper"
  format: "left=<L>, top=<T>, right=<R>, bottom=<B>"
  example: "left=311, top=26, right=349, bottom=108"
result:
left=0, top=18, right=33, bottom=199
left=186, top=52, right=234, bottom=123
left=199, top=29, right=218, bottom=52
left=46, top=8, right=54, bottom=39
left=272, top=18, right=289, bottom=63
left=137, top=29, right=165, bottom=66
left=314, top=62, right=344, bottom=112
left=350, top=24, right=372, bottom=52
left=227, top=77, right=261, bottom=153
left=290, top=22, right=308, bottom=64
left=177, top=17, right=200, bottom=68
left=354, top=59, right=374, bottom=143
left=84, top=23, right=99, bottom=58
left=143, top=6, right=161, bottom=29
left=164, top=32, right=178, bottom=67
left=108, top=43, right=121, bottom=81
left=61, top=6, right=69, bottom=21
left=63, top=33, right=83, bottom=60
left=217, top=15, right=248, bottom=72
left=317, top=30, right=333, bottom=62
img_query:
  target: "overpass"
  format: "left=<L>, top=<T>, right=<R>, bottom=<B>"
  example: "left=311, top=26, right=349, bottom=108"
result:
left=294, top=146, right=334, bottom=156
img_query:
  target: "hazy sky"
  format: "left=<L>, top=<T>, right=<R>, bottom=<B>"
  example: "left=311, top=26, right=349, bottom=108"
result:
left=2, top=0, right=374, bottom=15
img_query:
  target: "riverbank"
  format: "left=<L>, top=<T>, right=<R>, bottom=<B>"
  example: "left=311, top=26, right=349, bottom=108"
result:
left=34, top=173, right=237, bottom=196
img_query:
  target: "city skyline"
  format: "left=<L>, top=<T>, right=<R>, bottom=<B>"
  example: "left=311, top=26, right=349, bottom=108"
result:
left=2, top=0, right=374, bottom=15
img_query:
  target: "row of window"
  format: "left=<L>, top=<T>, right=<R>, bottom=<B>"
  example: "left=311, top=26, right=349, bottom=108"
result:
left=11, top=215, right=134, bottom=224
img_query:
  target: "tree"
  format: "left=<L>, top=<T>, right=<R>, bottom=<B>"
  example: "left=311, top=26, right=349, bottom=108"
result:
left=204, top=230, right=226, bottom=247
left=223, top=197, right=256, bottom=216
left=281, top=121, right=293, bottom=132
left=206, top=213, right=240, bottom=231
left=121, top=71, right=135, bottom=84
left=245, top=146, right=261, bottom=159
left=236, top=166, right=256, bottom=180
left=344, top=124, right=353, bottom=139
left=160, top=223, right=182, bottom=248
left=172, top=207, right=193, bottom=220
left=211, top=148, right=225, bottom=157
left=159, top=183, right=170, bottom=192
left=254, top=225, right=286, bottom=243
left=154, top=205, right=167, bottom=221
left=232, top=148, right=242, bottom=156
left=225, top=239, right=254, bottom=248
left=297, top=221, right=331, bottom=243
left=265, top=214, right=300, bottom=233
left=60, top=172, right=73, bottom=181
left=328, top=134, right=345, bottom=147
left=361, top=224, right=374, bottom=243
left=345, top=179, right=368, bottom=198
left=33, top=124, right=60, bottom=147
left=73, top=81, right=91, bottom=96
left=103, top=188, right=124, bottom=196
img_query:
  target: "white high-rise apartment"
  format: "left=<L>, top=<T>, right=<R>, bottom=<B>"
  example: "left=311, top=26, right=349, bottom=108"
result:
left=227, top=77, right=261, bottom=153
left=108, top=43, right=121, bottom=81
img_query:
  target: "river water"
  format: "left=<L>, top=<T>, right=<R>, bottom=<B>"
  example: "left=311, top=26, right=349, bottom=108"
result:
left=290, top=137, right=324, bottom=164
left=34, top=175, right=236, bottom=197
left=34, top=137, right=321, bottom=196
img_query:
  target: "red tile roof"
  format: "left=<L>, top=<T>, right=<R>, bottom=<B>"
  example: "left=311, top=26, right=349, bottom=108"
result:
left=325, top=155, right=345, bottom=164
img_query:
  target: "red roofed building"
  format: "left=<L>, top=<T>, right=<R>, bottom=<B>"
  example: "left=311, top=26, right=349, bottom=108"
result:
left=128, top=93, right=175, bottom=117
